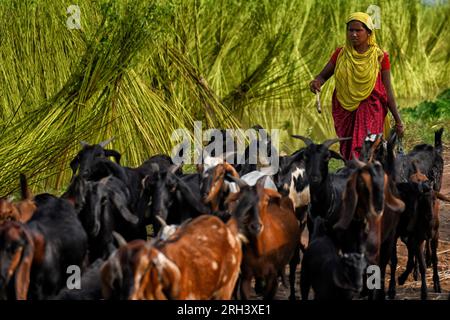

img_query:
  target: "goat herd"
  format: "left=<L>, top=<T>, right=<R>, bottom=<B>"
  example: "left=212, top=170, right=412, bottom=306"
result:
left=0, top=127, right=448, bottom=300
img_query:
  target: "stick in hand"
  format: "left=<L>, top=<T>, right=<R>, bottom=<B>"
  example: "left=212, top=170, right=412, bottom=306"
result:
left=316, top=92, right=322, bottom=114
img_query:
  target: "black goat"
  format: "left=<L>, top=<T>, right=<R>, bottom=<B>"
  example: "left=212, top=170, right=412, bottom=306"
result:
left=70, top=139, right=121, bottom=180
left=302, top=157, right=405, bottom=300
left=290, top=135, right=354, bottom=240
left=383, top=128, right=445, bottom=300
left=300, top=217, right=366, bottom=300
left=67, top=142, right=176, bottom=240
left=394, top=128, right=444, bottom=189
left=148, top=167, right=210, bottom=234
left=0, top=194, right=88, bottom=299
left=52, top=258, right=104, bottom=300
left=274, top=150, right=310, bottom=248
left=395, top=163, right=449, bottom=300
left=66, top=175, right=139, bottom=263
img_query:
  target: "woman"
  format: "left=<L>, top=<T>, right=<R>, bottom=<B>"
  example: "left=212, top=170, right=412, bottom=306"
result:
left=309, top=12, right=404, bottom=160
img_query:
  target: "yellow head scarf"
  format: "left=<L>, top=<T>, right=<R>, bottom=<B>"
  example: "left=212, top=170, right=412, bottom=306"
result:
left=334, top=12, right=384, bottom=112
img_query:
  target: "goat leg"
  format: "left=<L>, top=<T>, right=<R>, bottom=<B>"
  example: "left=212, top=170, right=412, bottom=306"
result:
left=254, top=277, right=265, bottom=295
left=398, top=240, right=415, bottom=285
left=388, top=240, right=398, bottom=299
left=289, top=246, right=300, bottom=300
left=239, top=274, right=253, bottom=300
left=263, top=272, right=278, bottom=300
left=300, top=267, right=311, bottom=300
left=417, top=242, right=428, bottom=300
left=425, top=239, right=432, bottom=268
left=413, top=257, right=419, bottom=281
left=430, top=237, right=441, bottom=293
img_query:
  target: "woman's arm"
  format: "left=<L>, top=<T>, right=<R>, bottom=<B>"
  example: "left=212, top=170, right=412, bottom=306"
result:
left=381, top=69, right=405, bottom=136
left=309, top=62, right=335, bottom=93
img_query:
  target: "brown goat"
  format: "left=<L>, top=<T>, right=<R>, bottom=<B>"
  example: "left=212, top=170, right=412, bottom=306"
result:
left=334, top=160, right=404, bottom=264
left=236, top=177, right=300, bottom=300
left=332, top=159, right=405, bottom=300
left=0, top=222, right=36, bottom=300
left=0, top=175, right=36, bottom=224
left=101, top=214, right=249, bottom=300
left=201, top=162, right=240, bottom=213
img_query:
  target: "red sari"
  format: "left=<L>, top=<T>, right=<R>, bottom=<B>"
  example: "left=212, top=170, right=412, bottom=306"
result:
left=329, top=47, right=390, bottom=160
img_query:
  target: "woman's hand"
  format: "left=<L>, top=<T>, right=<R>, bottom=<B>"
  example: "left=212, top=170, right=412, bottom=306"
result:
left=395, top=122, right=405, bottom=138
left=309, top=79, right=322, bottom=93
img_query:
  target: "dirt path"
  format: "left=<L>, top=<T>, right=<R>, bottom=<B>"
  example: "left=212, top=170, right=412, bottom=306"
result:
left=252, top=146, right=450, bottom=300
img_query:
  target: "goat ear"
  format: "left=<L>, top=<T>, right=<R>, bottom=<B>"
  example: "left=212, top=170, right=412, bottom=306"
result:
left=31, top=232, right=45, bottom=265
left=151, top=248, right=181, bottom=299
left=333, top=173, right=359, bottom=231
left=70, top=157, right=79, bottom=176
left=15, top=229, right=36, bottom=300
left=282, top=150, right=305, bottom=172
left=384, top=178, right=405, bottom=213
left=19, top=174, right=32, bottom=200
left=263, top=188, right=282, bottom=205
left=203, top=169, right=225, bottom=205
left=330, top=150, right=346, bottom=162
left=224, top=191, right=241, bottom=205
left=104, top=149, right=121, bottom=164
left=16, top=201, right=36, bottom=223
left=111, top=192, right=139, bottom=224
left=87, top=187, right=101, bottom=237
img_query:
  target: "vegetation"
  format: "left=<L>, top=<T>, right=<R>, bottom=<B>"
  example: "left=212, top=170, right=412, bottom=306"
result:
left=402, top=88, right=450, bottom=147
left=0, top=0, right=449, bottom=194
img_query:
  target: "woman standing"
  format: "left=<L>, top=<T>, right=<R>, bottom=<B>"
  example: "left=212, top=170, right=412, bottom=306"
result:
left=309, top=12, right=404, bottom=160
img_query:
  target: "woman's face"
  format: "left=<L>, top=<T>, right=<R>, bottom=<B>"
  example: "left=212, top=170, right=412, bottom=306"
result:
left=347, top=21, right=370, bottom=48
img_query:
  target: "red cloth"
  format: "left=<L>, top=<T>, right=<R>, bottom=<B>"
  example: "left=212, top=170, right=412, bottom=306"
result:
left=329, top=47, right=389, bottom=160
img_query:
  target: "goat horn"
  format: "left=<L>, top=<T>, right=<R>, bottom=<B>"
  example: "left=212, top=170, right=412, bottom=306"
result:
left=98, top=137, right=115, bottom=148
left=227, top=175, right=248, bottom=189
left=155, top=215, right=168, bottom=227
left=223, top=151, right=237, bottom=163
left=322, top=137, right=351, bottom=149
left=256, top=175, right=268, bottom=189
left=223, top=163, right=239, bottom=178
left=112, top=231, right=127, bottom=248
left=353, top=154, right=366, bottom=168
left=291, top=135, right=313, bottom=146
left=170, top=163, right=182, bottom=174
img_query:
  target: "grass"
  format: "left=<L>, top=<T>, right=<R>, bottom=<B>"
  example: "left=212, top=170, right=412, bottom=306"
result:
left=401, top=88, right=450, bottom=148
left=0, top=0, right=449, bottom=194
